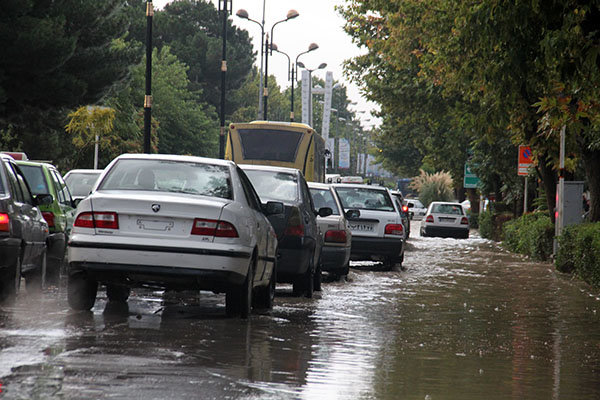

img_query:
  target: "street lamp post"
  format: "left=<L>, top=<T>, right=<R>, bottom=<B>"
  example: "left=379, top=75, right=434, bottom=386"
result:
left=271, top=42, right=319, bottom=122
left=296, top=61, right=326, bottom=126
left=236, top=9, right=299, bottom=121
left=143, top=1, right=153, bottom=154
left=218, top=0, right=231, bottom=159
left=235, top=9, right=263, bottom=119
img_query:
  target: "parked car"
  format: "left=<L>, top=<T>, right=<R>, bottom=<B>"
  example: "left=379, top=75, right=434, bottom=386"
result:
left=308, top=182, right=353, bottom=280
left=333, top=183, right=405, bottom=270
left=404, top=198, right=427, bottom=221
left=420, top=201, right=470, bottom=239
left=390, top=190, right=411, bottom=239
left=0, top=154, right=50, bottom=302
left=63, top=169, right=103, bottom=204
left=241, top=165, right=331, bottom=298
left=67, top=154, right=282, bottom=318
left=16, top=160, right=75, bottom=283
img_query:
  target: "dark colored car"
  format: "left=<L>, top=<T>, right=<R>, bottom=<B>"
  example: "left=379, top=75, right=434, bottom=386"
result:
left=241, top=165, right=332, bottom=298
left=17, top=161, right=76, bottom=283
left=0, top=154, right=50, bottom=302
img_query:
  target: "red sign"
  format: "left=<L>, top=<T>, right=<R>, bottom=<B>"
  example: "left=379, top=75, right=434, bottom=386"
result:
left=518, top=146, right=533, bottom=176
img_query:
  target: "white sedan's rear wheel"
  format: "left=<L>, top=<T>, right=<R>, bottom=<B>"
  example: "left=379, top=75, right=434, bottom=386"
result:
left=67, top=272, right=98, bottom=311
left=226, top=259, right=254, bottom=318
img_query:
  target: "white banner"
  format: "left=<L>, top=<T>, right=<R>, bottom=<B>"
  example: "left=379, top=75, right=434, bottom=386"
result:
left=321, top=72, right=333, bottom=140
left=301, top=70, right=310, bottom=125
left=338, top=138, right=350, bottom=169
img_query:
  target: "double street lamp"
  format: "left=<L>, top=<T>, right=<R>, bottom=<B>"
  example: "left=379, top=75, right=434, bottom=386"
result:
left=236, top=8, right=299, bottom=120
left=296, top=61, right=327, bottom=126
left=270, top=42, right=319, bottom=122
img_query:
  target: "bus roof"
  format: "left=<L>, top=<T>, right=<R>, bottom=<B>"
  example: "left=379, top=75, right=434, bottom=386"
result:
left=231, top=121, right=314, bottom=132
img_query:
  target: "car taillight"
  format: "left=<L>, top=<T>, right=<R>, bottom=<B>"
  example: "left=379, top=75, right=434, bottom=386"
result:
left=426, top=215, right=434, bottom=223
left=402, top=205, right=409, bottom=213
left=325, top=230, right=347, bottom=243
left=0, top=213, right=9, bottom=232
left=284, top=207, right=304, bottom=237
left=461, top=217, right=469, bottom=225
left=385, top=223, right=404, bottom=235
left=42, top=211, right=55, bottom=227
left=191, top=218, right=239, bottom=238
left=74, top=212, right=119, bottom=229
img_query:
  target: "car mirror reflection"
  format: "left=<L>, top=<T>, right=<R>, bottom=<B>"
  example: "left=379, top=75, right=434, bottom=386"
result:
left=317, top=207, right=333, bottom=218
left=345, top=209, right=360, bottom=220
left=34, top=193, right=54, bottom=206
left=263, top=201, right=285, bottom=216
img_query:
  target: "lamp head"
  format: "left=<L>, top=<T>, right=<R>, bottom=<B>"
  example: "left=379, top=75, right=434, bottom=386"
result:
left=270, top=43, right=278, bottom=51
left=308, top=43, right=319, bottom=52
left=318, top=63, right=327, bottom=69
left=297, top=61, right=305, bottom=68
left=236, top=9, right=249, bottom=19
left=287, top=9, right=300, bottom=20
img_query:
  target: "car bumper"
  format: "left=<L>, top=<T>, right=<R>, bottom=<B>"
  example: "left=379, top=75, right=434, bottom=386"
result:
left=68, top=236, right=252, bottom=291
left=422, top=225, right=469, bottom=238
left=277, top=236, right=315, bottom=282
left=0, top=237, right=20, bottom=271
left=320, top=244, right=351, bottom=273
left=350, top=236, right=403, bottom=261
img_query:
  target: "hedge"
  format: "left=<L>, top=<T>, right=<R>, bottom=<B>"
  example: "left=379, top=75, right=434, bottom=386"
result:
left=556, top=223, right=600, bottom=287
left=479, top=207, right=514, bottom=242
left=501, top=212, right=554, bottom=261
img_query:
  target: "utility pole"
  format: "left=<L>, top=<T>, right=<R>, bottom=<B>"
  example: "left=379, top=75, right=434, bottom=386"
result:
left=218, top=0, right=231, bottom=159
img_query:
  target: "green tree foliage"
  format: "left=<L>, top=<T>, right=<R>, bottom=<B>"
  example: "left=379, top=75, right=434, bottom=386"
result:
left=339, top=0, right=600, bottom=222
left=0, top=0, right=140, bottom=162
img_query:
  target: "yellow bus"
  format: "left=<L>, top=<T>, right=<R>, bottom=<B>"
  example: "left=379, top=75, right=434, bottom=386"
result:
left=225, top=121, right=326, bottom=182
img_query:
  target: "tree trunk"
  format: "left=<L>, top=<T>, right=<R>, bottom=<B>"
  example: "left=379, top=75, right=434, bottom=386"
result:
left=582, top=147, right=600, bottom=222
left=537, top=151, right=557, bottom=223
left=466, top=188, right=480, bottom=214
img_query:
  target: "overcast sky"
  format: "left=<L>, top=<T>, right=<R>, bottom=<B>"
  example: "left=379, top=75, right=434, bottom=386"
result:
left=153, top=0, right=380, bottom=127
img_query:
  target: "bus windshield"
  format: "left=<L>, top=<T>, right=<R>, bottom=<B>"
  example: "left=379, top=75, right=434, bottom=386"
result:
left=238, top=129, right=303, bottom=162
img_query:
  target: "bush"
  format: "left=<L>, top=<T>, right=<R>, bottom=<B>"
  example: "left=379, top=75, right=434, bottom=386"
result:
left=410, top=170, right=453, bottom=207
left=501, top=212, right=554, bottom=261
left=479, top=207, right=513, bottom=241
left=556, top=223, right=600, bottom=287
left=468, top=212, right=479, bottom=229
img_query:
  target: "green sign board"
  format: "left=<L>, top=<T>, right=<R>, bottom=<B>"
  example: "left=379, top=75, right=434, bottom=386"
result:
left=464, top=163, right=480, bottom=189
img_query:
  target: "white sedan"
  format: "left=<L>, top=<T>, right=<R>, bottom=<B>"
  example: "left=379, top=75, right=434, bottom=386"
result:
left=67, top=154, right=282, bottom=318
left=420, top=201, right=470, bottom=239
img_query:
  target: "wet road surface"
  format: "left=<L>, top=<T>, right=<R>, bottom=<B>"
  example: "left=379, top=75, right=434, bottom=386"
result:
left=1, top=231, right=600, bottom=399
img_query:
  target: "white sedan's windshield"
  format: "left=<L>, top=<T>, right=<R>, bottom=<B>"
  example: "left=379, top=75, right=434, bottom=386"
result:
left=335, top=187, right=395, bottom=211
left=99, top=159, right=232, bottom=199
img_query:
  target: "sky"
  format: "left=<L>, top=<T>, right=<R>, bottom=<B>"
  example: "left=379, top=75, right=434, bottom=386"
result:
left=153, top=0, right=380, bottom=128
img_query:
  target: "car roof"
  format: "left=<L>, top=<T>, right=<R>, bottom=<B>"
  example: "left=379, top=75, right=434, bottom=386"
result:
left=113, top=153, right=236, bottom=168
left=14, top=160, right=56, bottom=169
left=307, top=182, right=332, bottom=190
left=238, top=164, right=300, bottom=174
left=64, top=169, right=103, bottom=174
left=429, top=201, right=462, bottom=206
left=332, top=183, right=388, bottom=191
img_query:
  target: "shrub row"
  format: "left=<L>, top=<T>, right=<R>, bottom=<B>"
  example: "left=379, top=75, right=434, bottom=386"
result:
left=556, top=223, right=600, bottom=287
left=502, top=212, right=554, bottom=261
left=479, top=207, right=514, bottom=242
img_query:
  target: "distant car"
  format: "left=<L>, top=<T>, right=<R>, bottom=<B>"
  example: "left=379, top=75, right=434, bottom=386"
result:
left=63, top=169, right=103, bottom=204
left=309, top=182, right=353, bottom=280
left=461, top=199, right=471, bottom=212
left=390, top=190, right=411, bottom=239
left=0, top=154, right=50, bottom=302
left=333, top=183, right=405, bottom=270
left=67, top=154, right=282, bottom=318
left=16, top=160, right=76, bottom=283
left=241, top=165, right=331, bottom=298
left=404, top=198, right=427, bottom=221
left=340, top=176, right=364, bottom=184
left=420, top=201, right=470, bottom=239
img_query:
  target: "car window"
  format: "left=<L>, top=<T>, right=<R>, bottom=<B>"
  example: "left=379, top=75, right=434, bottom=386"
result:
left=65, top=172, right=101, bottom=197
left=12, top=164, right=33, bottom=205
left=300, top=178, right=315, bottom=211
left=237, top=167, right=261, bottom=210
left=335, top=187, right=395, bottom=211
left=243, top=170, right=298, bottom=203
left=18, top=164, right=49, bottom=195
left=99, top=159, right=233, bottom=199
left=51, top=170, right=73, bottom=206
left=0, top=166, right=5, bottom=195
left=5, top=162, right=24, bottom=202
left=310, top=188, right=340, bottom=215
left=432, top=204, right=464, bottom=215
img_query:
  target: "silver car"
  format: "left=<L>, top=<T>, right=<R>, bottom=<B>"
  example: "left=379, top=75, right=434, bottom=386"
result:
left=308, top=182, right=352, bottom=280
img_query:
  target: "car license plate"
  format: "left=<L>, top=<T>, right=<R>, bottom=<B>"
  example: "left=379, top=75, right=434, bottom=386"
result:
left=137, top=218, right=175, bottom=231
left=439, top=217, right=456, bottom=223
left=349, top=223, right=374, bottom=232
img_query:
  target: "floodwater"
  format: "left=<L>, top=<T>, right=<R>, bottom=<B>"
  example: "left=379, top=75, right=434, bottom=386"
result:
left=1, top=231, right=599, bottom=399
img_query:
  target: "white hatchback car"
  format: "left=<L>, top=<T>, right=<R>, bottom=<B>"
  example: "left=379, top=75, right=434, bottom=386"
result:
left=332, top=184, right=405, bottom=270
left=67, top=154, right=282, bottom=318
left=404, top=198, right=427, bottom=221
left=420, top=201, right=470, bottom=239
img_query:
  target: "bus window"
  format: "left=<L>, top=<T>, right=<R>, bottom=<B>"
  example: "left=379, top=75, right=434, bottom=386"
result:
left=238, top=128, right=303, bottom=162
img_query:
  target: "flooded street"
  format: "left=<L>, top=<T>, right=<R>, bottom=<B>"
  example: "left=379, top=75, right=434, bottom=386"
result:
left=1, top=232, right=600, bottom=399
